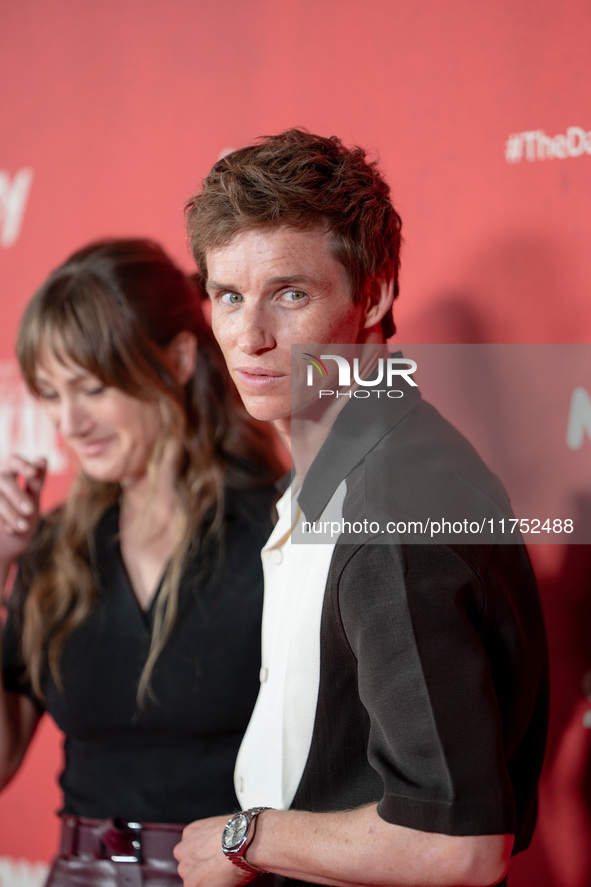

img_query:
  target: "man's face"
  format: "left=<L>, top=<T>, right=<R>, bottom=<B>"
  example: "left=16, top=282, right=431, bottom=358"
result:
left=206, top=226, right=370, bottom=424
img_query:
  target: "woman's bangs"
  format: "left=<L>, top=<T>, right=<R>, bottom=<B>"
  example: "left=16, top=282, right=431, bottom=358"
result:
left=19, top=281, right=120, bottom=393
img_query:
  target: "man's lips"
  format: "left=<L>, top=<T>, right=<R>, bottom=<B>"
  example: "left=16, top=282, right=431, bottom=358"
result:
left=234, top=367, right=288, bottom=388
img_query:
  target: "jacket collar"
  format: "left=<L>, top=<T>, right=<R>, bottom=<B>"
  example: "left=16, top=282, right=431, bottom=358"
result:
left=298, top=354, right=421, bottom=522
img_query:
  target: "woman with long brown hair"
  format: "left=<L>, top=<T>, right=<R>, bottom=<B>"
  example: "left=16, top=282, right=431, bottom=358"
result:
left=0, top=238, right=281, bottom=886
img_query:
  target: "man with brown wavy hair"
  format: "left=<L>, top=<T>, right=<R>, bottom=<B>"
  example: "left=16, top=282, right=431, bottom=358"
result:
left=175, top=129, right=548, bottom=887
left=187, top=129, right=401, bottom=341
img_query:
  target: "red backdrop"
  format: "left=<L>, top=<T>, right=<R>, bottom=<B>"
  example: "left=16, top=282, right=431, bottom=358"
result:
left=1, top=2, right=590, bottom=885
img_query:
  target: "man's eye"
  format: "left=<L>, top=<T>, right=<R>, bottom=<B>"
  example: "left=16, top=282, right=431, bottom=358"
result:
left=282, top=290, right=307, bottom=304
left=84, top=385, right=106, bottom=396
left=220, top=292, right=243, bottom=305
left=38, top=390, right=58, bottom=402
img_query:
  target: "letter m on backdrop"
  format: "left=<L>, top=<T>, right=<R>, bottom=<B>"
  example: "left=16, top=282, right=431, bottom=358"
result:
left=0, top=168, right=33, bottom=247
left=566, top=387, right=591, bottom=450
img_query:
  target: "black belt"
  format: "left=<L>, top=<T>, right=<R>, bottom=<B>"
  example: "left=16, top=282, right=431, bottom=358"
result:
left=59, top=815, right=184, bottom=887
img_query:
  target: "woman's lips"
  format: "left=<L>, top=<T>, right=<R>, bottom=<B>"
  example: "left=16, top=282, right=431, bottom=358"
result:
left=75, top=436, right=115, bottom=457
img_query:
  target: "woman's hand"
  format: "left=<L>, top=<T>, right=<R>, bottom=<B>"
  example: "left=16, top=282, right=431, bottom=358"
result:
left=0, top=455, right=47, bottom=580
left=0, top=455, right=46, bottom=787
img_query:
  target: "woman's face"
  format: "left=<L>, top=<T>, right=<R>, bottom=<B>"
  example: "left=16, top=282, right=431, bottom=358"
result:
left=34, top=348, right=164, bottom=487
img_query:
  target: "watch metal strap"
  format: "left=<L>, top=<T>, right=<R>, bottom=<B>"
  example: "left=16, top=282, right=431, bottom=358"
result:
left=226, top=806, right=271, bottom=876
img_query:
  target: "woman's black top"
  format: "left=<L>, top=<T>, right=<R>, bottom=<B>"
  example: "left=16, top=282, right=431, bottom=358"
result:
left=2, top=486, right=276, bottom=823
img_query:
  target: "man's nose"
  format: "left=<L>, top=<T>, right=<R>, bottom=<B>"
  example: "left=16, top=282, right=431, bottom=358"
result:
left=237, top=306, right=276, bottom=355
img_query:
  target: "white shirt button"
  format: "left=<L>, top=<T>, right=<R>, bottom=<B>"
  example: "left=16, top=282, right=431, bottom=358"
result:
left=270, top=549, right=283, bottom=565
left=260, top=667, right=268, bottom=683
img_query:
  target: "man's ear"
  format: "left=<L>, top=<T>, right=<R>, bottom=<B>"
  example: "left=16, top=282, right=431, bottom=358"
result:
left=362, top=277, right=394, bottom=332
left=166, top=331, right=198, bottom=385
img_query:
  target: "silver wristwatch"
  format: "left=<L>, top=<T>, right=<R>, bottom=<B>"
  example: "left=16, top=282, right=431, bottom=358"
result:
left=221, top=807, right=271, bottom=875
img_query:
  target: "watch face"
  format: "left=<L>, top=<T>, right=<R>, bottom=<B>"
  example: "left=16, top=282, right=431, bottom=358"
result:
left=222, top=813, right=248, bottom=851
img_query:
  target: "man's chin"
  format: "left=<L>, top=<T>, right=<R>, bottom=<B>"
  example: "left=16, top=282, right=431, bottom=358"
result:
left=240, top=393, right=291, bottom=426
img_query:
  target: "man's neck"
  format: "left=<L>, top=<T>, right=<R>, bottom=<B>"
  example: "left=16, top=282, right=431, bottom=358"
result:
left=274, top=392, right=351, bottom=480
left=276, top=337, right=390, bottom=481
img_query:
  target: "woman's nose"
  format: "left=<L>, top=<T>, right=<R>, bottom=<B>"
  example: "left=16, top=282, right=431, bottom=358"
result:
left=55, top=396, right=92, bottom=438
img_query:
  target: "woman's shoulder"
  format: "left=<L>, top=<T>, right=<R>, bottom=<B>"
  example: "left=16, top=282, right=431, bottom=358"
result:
left=16, top=504, right=63, bottom=578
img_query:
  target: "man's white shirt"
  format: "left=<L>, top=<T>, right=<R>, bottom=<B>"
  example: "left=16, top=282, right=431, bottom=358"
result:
left=234, top=479, right=347, bottom=810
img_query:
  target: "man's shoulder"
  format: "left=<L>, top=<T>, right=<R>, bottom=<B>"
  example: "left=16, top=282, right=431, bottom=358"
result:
left=347, top=397, right=511, bottom=520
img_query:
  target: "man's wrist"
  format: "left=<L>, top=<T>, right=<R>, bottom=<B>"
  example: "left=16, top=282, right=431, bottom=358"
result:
left=221, top=807, right=272, bottom=876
